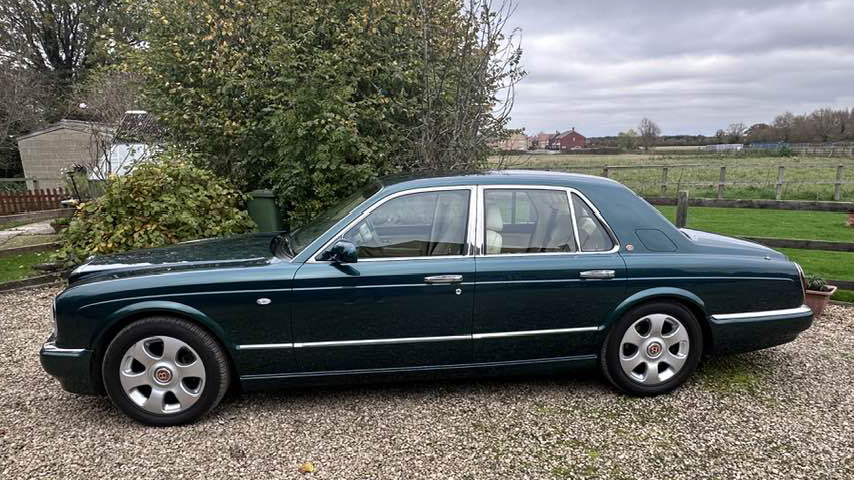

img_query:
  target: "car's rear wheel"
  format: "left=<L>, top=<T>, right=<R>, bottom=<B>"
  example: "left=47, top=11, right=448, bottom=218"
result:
left=102, top=316, right=230, bottom=426
left=601, top=302, right=702, bottom=395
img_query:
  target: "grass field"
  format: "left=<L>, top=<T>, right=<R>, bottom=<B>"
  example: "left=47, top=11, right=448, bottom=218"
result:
left=496, top=153, right=854, bottom=201
left=0, top=251, right=53, bottom=284
left=655, top=206, right=853, bottom=242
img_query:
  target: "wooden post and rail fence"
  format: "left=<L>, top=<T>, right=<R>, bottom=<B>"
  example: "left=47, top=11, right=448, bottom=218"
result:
left=595, top=163, right=851, bottom=201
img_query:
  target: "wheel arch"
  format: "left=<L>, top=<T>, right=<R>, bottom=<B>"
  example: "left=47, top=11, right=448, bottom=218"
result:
left=90, top=301, right=239, bottom=392
left=604, top=288, right=712, bottom=353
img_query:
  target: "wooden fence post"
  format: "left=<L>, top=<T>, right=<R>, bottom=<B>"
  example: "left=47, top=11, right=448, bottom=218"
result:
left=660, top=167, right=668, bottom=196
left=676, top=191, right=689, bottom=228
left=717, top=166, right=726, bottom=199
left=835, top=165, right=844, bottom=201
left=776, top=166, right=785, bottom=200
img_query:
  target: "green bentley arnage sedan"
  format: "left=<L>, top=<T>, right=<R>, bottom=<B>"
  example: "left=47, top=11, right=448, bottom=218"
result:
left=41, top=171, right=813, bottom=425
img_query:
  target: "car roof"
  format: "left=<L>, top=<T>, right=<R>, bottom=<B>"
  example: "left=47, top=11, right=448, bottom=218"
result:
left=378, top=169, right=621, bottom=192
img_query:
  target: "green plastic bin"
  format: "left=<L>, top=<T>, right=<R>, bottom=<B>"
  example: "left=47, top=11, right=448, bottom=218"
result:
left=247, top=190, right=283, bottom=232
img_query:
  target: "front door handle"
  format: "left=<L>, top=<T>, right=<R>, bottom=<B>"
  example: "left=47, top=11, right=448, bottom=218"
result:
left=424, top=274, right=463, bottom=284
left=579, top=269, right=615, bottom=279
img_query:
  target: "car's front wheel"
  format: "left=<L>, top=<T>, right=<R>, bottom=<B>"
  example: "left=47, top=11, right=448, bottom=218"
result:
left=102, top=316, right=230, bottom=426
left=601, top=302, right=702, bottom=395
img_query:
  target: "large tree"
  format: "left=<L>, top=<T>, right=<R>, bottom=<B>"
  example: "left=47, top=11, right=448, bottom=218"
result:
left=0, top=63, right=51, bottom=175
left=0, top=1, right=113, bottom=88
left=638, top=118, right=661, bottom=150
left=138, top=0, right=523, bottom=225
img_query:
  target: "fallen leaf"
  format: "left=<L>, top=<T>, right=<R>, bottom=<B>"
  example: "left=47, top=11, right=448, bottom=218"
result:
left=298, top=462, right=316, bottom=474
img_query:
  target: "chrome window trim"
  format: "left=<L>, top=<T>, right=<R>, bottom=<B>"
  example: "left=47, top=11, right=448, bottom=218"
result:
left=308, top=185, right=478, bottom=264
left=477, top=184, right=620, bottom=257
left=711, top=305, right=811, bottom=321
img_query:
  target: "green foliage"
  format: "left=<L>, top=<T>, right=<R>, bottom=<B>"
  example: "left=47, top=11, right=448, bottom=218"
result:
left=136, top=0, right=522, bottom=226
left=53, top=153, right=255, bottom=267
left=805, top=273, right=828, bottom=292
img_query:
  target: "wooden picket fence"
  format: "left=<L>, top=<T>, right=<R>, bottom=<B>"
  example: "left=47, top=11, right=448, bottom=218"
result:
left=0, top=188, right=71, bottom=215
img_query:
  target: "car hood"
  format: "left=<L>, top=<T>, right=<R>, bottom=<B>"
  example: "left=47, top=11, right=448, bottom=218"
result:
left=68, top=233, right=279, bottom=285
left=680, top=228, right=785, bottom=259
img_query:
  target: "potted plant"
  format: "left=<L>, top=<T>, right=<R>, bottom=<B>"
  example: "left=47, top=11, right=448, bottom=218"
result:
left=804, top=274, right=837, bottom=317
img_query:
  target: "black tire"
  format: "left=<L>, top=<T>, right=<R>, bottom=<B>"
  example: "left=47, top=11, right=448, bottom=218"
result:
left=601, top=302, right=702, bottom=396
left=102, top=316, right=231, bottom=426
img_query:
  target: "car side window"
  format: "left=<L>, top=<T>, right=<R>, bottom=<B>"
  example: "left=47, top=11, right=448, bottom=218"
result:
left=484, top=189, right=577, bottom=254
left=343, top=190, right=470, bottom=258
left=571, top=193, right=614, bottom=252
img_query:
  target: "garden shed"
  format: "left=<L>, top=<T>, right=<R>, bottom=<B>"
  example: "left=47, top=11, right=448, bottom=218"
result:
left=15, top=119, right=100, bottom=189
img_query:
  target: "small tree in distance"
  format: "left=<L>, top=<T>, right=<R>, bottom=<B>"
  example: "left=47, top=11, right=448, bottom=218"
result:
left=638, top=118, right=661, bottom=151
left=616, top=129, right=639, bottom=150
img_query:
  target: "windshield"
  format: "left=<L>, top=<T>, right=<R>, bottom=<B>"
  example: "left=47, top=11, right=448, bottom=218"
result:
left=290, top=180, right=382, bottom=254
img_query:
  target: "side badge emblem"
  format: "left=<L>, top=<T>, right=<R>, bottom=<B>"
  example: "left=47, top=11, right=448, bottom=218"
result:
left=256, top=298, right=272, bottom=305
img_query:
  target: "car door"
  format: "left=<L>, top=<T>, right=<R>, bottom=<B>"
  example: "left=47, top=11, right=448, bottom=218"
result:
left=291, top=186, right=476, bottom=372
left=473, top=186, right=627, bottom=363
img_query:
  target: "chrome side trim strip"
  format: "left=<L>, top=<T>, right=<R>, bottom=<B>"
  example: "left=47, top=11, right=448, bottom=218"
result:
left=711, top=305, right=811, bottom=321
left=237, top=326, right=601, bottom=350
left=473, top=326, right=599, bottom=339
left=41, top=341, right=86, bottom=354
left=236, top=343, right=294, bottom=350
left=294, top=335, right=470, bottom=348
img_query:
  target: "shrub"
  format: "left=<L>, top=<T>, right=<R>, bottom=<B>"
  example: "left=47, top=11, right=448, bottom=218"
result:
left=53, top=154, right=255, bottom=267
left=805, top=273, right=829, bottom=292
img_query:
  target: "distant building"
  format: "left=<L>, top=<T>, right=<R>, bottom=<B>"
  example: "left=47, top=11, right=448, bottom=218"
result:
left=533, top=132, right=554, bottom=149
left=493, top=132, right=529, bottom=151
left=699, top=144, right=744, bottom=152
left=550, top=128, right=586, bottom=150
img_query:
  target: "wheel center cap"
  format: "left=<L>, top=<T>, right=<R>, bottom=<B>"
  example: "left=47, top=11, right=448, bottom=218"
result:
left=647, top=341, right=663, bottom=358
left=153, top=366, right=173, bottom=384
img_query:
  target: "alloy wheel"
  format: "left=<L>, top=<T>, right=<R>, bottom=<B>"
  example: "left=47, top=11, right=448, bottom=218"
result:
left=618, top=314, right=690, bottom=386
left=118, top=336, right=206, bottom=414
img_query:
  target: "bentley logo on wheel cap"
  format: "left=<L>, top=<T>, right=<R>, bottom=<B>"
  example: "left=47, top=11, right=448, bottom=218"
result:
left=154, top=367, right=173, bottom=383
left=647, top=342, right=663, bottom=358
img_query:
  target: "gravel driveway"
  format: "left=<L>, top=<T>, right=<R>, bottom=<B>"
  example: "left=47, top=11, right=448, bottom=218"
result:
left=2, top=286, right=853, bottom=479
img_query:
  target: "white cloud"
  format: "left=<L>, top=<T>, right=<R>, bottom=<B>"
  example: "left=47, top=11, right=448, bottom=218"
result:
left=507, top=0, right=854, bottom=136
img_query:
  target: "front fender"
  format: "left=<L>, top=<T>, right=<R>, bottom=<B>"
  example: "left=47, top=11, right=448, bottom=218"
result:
left=603, top=287, right=707, bottom=331
left=90, top=300, right=235, bottom=352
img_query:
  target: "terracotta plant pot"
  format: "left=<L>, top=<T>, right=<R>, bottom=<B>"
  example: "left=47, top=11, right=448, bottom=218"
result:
left=804, top=285, right=837, bottom=318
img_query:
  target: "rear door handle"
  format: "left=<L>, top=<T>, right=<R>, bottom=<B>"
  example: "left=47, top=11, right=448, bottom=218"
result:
left=579, top=269, right=615, bottom=279
left=424, top=274, right=463, bottom=284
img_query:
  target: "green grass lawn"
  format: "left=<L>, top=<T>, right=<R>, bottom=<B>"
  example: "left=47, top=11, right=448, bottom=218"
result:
left=776, top=248, right=854, bottom=281
left=0, top=251, right=55, bottom=284
left=655, top=206, right=853, bottom=242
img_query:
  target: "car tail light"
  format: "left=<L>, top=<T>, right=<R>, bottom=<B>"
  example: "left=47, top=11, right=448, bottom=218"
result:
left=794, top=262, right=806, bottom=300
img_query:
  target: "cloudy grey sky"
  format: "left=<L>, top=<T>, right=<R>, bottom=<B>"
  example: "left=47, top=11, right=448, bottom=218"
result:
left=506, top=0, right=854, bottom=136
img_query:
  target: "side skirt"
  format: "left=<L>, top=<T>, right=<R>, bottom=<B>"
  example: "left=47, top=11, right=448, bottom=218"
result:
left=238, top=354, right=598, bottom=391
